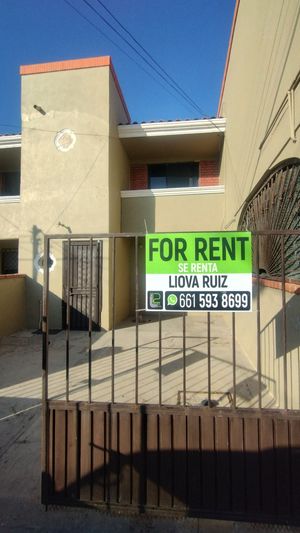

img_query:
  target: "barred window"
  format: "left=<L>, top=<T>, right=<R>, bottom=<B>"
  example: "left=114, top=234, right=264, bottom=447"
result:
left=239, top=159, right=300, bottom=280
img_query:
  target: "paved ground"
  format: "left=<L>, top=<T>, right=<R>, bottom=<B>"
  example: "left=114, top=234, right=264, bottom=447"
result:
left=0, top=313, right=291, bottom=532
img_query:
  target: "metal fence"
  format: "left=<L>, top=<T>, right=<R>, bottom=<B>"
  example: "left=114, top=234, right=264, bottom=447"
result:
left=41, top=230, right=300, bottom=522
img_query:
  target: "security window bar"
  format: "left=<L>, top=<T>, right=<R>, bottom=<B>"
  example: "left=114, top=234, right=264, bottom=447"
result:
left=239, top=160, right=300, bottom=280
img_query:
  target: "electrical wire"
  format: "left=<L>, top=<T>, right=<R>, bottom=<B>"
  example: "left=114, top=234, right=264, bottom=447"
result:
left=82, top=0, right=223, bottom=133
left=64, top=0, right=224, bottom=132
left=63, top=0, right=199, bottom=117
left=94, top=0, right=217, bottom=122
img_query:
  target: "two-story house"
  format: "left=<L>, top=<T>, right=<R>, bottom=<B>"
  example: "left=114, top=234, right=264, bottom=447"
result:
left=0, top=56, right=225, bottom=331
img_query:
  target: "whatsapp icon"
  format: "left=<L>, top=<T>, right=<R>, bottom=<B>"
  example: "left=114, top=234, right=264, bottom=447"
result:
left=167, top=294, right=178, bottom=306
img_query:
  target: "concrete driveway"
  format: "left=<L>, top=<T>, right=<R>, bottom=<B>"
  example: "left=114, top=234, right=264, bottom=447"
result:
left=0, top=313, right=283, bottom=532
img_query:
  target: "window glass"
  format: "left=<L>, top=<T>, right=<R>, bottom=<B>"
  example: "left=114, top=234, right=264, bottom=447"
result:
left=1, top=248, right=18, bottom=274
left=148, top=163, right=198, bottom=189
left=0, top=172, right=20, bottom=196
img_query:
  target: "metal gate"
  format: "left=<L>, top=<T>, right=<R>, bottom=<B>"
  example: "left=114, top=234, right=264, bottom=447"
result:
left=41, top=230, right=300, bottom=524
left=62, top=240, right=102, bottom=330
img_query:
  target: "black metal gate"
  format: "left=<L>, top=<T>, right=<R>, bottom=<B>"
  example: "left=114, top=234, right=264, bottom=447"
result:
left=42, top=230, right=300, bottom=525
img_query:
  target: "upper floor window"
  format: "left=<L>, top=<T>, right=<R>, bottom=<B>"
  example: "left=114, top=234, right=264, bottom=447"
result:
left=0, top=172, right=20, bottom=196
left=148, top=162, right=198, bottom=189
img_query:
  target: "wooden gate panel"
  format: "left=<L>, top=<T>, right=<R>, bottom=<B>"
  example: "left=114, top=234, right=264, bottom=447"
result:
left=92, top=410, right=106, bottom=502
left=132, top=412, right=145, bottom=507
left=260, top=417, right=276, bottom=515
left=158, top=413, right=172, bottom=508
left=146, top=413, right=159, bottom=507
left=215, top=416, right=230, bottom=512
left=201, top=414, right=216, bottom=511
left=229, top=417, right=245, bottom=513
left=119, top=412, right=131, bottom=505
left=173, top=414, right=187, bottom=509
left=290, top=419, right=300, bottom=519
left=274, top=419, right=291, bottom=516
left=44, top=402, right=300, bottom=525
left=244, top=418, right=260, bottom=514
left=187, top=414, right=201, bottom=510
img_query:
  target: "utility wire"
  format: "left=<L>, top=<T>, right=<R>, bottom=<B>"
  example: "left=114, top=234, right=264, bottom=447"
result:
left=63, top=0, right=199, bottom=116
left=82, top=0, right=224, bottom=134
left=82, top=0, right=200, bottom=113
left=95, top=0, right=218, bottom=124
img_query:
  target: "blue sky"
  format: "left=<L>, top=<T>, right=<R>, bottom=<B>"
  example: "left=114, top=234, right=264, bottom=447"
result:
left=0, top=0, right=235, bottom=132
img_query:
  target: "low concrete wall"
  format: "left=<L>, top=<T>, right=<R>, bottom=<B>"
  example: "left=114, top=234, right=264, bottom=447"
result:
left=233, top=282, right=300, bottom=409
left=0, top=274, right=26, bottom=336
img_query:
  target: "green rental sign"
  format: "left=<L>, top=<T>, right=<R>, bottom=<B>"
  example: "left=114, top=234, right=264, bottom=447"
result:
left=145, top=232, right=252, bottom=312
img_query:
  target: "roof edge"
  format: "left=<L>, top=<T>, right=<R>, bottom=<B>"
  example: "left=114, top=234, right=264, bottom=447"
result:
left=118, top=118, right=226, bottom=138
left=20, top=55, right=111, bottom=75
left=109, top=59, right=131, bottom=123
left=19, top=55, right=131, bottom=124
left=0, top=134, right=21, bottom=149
left=217, top=0, right=240, bottom=117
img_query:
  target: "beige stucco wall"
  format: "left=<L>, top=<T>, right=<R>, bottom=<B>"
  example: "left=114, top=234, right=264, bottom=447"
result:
left=219, top=0, right=300, bottom=230
left=107, top=71, right=131, bottom=325
left=20, top=66, right=111, bottom=329
left=122, top=192, right=225, bottom=233
left=0, top=275, right=26, bottom=336
left=219, top=0, right=300, bottom=407
left=232, top=285, right=300, bottom=409
left=0, top=204, right=21, bottom=239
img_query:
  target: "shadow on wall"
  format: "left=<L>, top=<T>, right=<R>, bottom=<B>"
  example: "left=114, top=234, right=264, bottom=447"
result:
left=32, top=224, right=43, bottom=282
left=261, top=294, right=300, bottom=359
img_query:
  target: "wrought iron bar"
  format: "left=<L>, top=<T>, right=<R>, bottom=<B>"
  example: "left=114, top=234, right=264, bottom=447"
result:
left=135, top=236, right=139, bottom=404
left=66, top=239, right=71, bottom=401
left=281, top=235, right=288, bottom=409
left=159, top=313, right=162, bottom=405
left=232, top=312, right=236, bottom=409
left=256, top=234, right=262, bottom=409
left=88, top=237, right=93, bottom=403
left=183, top=314, right=186, bottom=406
left=41, top=235, right=50, bottom=507
left=207, top=312, right=211, bottom=407
left=111, top=237, right=116, bottom=404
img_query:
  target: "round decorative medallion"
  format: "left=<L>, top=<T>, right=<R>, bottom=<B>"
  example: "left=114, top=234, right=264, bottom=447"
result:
left=34, top=252, right=56, bottom=274
left=54, top=129, right=76, bottom=152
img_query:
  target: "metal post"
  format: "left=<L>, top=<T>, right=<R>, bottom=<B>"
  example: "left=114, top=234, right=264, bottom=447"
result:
left=111, top=237, right=116, bottom=404
left=183, top=314, right=186, bottom=406
left=207, top=312, right=211, bottom=407
left=232, top=312, right=236, bottom=409
left=135, top=236, right=139, bottom=404
left=159, top=313, right=162, bottom=406
left=281, top=235, right=288, bottom=410
left=256, top=234, right=262, bottom=409
left=88, top=237, right=93, bottom=403
left=41, top=235, right=50, bottom=506
left=66, top=239, right=71, bottom=401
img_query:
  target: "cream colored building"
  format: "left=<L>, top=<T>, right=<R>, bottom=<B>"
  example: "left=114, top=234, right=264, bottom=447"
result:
left=218, top=0, right=300, bottom=409
left=0, top=56, right=225, bottom=331
left=1, top=1, right=299, bottom=411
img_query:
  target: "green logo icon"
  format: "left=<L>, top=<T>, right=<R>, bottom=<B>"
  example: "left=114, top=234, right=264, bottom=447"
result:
left=167, top=294, right=178, bottom=306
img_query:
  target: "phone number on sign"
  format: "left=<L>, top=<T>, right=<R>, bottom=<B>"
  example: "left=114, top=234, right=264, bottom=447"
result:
left=165, top=291, right=251, bottom=311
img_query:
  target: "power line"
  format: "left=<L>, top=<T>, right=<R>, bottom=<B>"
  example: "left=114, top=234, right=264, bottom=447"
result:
left=82, top=0, right=223, bottom=133
left=84, top=0, right=201, bottom=114
left=95, top=0, right=216, bottom=121
left=63, top=0, right=199, bottom=116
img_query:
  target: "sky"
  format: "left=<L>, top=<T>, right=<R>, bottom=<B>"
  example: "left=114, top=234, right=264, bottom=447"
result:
left=0, top=0, right=235, bottom=133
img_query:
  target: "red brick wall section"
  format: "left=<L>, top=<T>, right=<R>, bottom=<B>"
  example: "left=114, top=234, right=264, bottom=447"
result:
left=200, top=160, right=220, bottom=186
left=130, top=165, right=148, bottom=190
